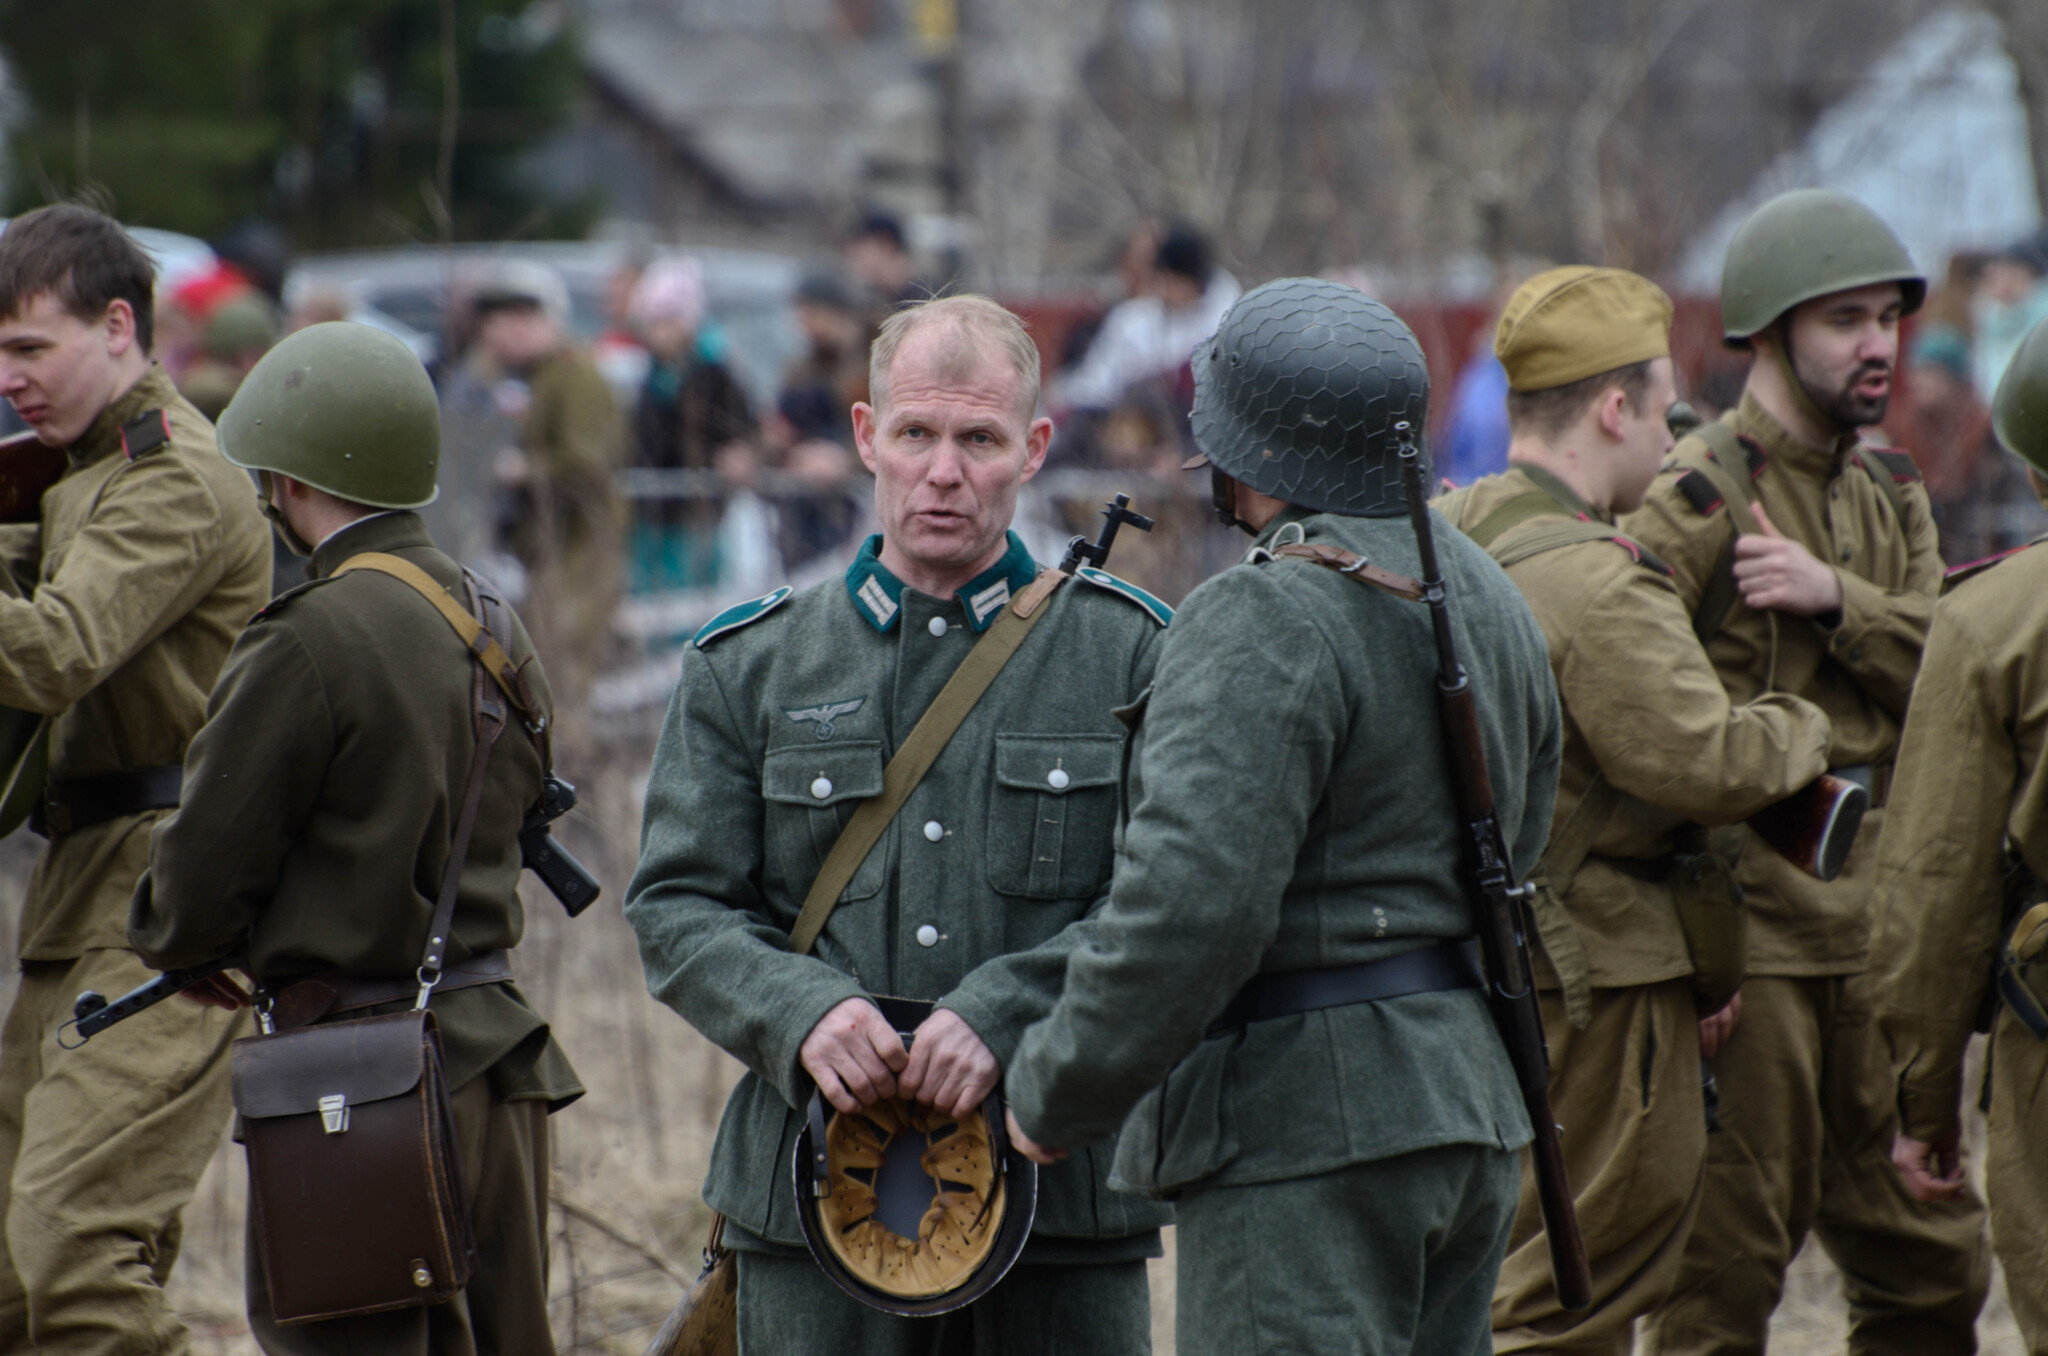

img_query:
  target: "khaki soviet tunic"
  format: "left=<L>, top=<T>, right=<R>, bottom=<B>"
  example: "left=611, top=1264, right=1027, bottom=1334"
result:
left=1621, top=392, right=1943, bottom=974
left=520, top=346, right=621, bottom=554
left=1872, top=541, right=2048, bottom=1140
left=1445, top=465, right=1832, bottom=989
left=129, top=512, right=580, bottom=1103
left=626, top=532, right=1174, bottom=1254
left=7, top=367, right=271, bottom=961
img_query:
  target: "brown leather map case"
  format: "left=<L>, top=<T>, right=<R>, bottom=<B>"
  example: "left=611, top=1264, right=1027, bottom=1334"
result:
left=232, top=1008, right=477, bottom=1324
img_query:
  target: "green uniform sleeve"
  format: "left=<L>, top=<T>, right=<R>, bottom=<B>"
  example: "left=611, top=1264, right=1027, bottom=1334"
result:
left=936, top=626, right=1164, bottom=1067
left=0, top=456, right=233, bottom=714
left=129, top=620, right=332, bottom=969
left=625, top=649, right=868, bottom=1110
left=1818, top=483, right=1940, bottom=721
left=1873, top=607, right=2010, bottom=1142
left=1006, top=569, right=1341, bottom=1147
left=1560, top=561, right=1830, bottom=823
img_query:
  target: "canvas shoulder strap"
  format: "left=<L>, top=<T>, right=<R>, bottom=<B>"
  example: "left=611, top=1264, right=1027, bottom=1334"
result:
left=1682, top=421, right=1760, bottom=645
left=788, top=569, right=1070, bottom=957
left=1847, top=446, right=1911, bottom=528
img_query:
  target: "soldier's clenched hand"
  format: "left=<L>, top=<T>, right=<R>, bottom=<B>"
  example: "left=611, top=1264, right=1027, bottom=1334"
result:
left=800, top=998, right=909, bottom=1113
left=1734, top=504, right=1843, bottom=617
left=1891, top=1130, right=1967, bottom=1202
left=899, top=1008, right=1000, bottom=1119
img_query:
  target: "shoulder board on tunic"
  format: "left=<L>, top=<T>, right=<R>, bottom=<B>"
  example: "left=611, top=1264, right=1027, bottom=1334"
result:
left=250, top=574, right=342, bottom=623
left=693, top=585, right=794, bottom=648
left=1074, top=566, right=1172, bottom=626
left=1673, top=435, right=1767, bottom=517
left=120, top=410, right=174, bottom=461
left=1942, top=537, right=2045, bottom=594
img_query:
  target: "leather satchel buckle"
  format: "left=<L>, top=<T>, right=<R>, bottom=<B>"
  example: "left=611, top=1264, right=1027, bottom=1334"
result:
left=318, top=1094, right=350, bottom=1135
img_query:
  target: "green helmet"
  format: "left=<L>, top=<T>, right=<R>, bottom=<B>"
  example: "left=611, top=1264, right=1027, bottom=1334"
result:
left=217, top=322, right=440, bottom=509
left=1190, top=277, right=1430, bottom=517
left=204, top=293, right=278, bottom=359
left=1720, top=189, right=1925, bottom=346
left=1993, top=315, right=2048, bottom=476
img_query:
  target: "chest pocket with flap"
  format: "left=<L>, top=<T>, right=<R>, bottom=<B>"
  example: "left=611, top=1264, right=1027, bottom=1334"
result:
left=987, top=732, right=1124, bottom=900
left=763, top=739, right=887, bottom=904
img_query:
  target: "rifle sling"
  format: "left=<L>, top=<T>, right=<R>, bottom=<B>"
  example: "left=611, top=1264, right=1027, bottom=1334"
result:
left=789, top=568, right=1070, bottom=957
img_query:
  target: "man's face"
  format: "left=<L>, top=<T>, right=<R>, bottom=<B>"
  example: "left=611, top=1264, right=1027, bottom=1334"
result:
left=1782, top=283, right=1904, bottom=431
left=1610, top=357, right=1678, bottom=514
left=475, top=303, right=560, bottom=371
left=852, top=328, right=1050, bottom=590
left=0, top=292, right=136, bottom=447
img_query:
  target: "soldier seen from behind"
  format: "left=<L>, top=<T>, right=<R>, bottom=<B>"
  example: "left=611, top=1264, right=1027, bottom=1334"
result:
left=1872, top=312, right=2048, bottom=1354
left=1005, top=278, right=1563, bottom=1355
left=130, top=321, right=582, bottom=1353
left=1434, top=268, right=1837, bottom=1352
left=1623, top=189, right=1989, bottom=1355
left=627, top=295, right=1175, bottom=1353
left=0, top=202, right=272, bottom=1352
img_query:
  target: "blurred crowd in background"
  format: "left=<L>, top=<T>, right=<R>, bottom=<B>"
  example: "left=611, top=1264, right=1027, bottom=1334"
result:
left=11, top=205, right=2045, bottom=725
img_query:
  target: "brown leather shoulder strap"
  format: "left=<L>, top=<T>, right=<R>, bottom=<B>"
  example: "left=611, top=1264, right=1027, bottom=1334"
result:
left=1271, top=542, right=1424, bottom=601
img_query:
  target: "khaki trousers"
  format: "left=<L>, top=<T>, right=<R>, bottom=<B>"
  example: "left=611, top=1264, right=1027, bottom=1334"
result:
left=1987, top=1008, right=2048, bottom=1354
left=1493, top=980, right=1706, bottom=1355
left=1639, top=974, right=1988, bottom=1356
left=245, top=1074, right=555, bottom=1355
left=0, top=948, right=244, bottom=1355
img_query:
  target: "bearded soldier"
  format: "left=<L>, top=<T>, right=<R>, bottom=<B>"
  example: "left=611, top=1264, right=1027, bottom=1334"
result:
left=1434, top=267, right=1835, bottom=1354
left=129, top=322, right=583, bottom=1351
left=1872, top=313, right=2048, bottom=1353
left=626, top=295, right=1172, bottom=1352
left=0, top=204, right=271, bottom=1352
left=1623, top=189, right=1988, bottom=1354
left=1004, top=278, right=1561, bottom=1355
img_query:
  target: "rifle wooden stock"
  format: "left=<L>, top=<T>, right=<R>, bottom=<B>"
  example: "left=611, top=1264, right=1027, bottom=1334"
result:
left=1400, top=436, right=1592, bottom=1311
left=1745, top=772, right=1868, bottom=882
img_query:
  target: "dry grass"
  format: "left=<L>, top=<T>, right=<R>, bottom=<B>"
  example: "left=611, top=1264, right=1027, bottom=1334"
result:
left=0, top=735, right=2026, bottom=1353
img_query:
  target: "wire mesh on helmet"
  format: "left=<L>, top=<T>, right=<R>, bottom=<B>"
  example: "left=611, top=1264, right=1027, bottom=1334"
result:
left=1191, top=277, right=1430, bottom=517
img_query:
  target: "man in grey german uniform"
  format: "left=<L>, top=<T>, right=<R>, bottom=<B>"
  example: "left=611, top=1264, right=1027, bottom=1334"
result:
left=1006, top=278, right=1561, bottom=1355
left=625, top=295, right=1173, bottom=1352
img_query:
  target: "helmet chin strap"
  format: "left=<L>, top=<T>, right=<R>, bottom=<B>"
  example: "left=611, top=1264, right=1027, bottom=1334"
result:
left=258, top=471, right=317, bottom=558
left=1765, top=318, right=1846, bottom=440
left=1211, top=467, right=1258, bottom=534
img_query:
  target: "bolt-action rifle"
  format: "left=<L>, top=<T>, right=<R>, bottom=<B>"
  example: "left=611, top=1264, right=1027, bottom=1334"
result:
left=1059, top=493, right=1154, bottom=575
left=1398, top=428, right=1593, bottom=1311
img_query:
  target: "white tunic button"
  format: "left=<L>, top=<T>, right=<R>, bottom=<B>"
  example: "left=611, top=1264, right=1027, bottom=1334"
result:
left=916, top=924, right=940, bottom=947
left=928, top=616, right=950, bottom=637
left=1046, top=767, right=1070, bottom=790
left=924, top=820, right=944, bottom=842
left=810, top=776, right=833, bottom=799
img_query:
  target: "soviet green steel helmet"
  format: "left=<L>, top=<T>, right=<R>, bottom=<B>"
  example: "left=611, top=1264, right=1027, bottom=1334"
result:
left=1720, top=189, right=1925, bottom=346
left=204, top=293, right=278, bottom=359
left=1993, top=315, right=2048, bottom=476
left=1190, top=277, right=1430, bottom=517
left=217, top=322, right=440, bottom=509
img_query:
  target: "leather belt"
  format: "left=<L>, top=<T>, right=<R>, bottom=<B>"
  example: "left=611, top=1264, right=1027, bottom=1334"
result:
left=1208, top=938, right=1485, bottom=1037
left=267, top=950, right=513, bottom=1032
left=1830, top=761, right=1893, bottom=810
left=36, top=764, right=183, bottom=836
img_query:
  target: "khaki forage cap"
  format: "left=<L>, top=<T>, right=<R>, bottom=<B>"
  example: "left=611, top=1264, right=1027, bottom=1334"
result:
left=1495, top=266, right=1674, bottom=393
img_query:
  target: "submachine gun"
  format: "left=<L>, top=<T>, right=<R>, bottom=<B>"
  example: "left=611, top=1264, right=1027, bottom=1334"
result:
left=1399, top=427, right=1594, bottom=1311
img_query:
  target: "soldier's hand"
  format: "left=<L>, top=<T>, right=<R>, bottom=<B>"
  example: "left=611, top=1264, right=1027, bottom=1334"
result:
left=1891, top=1129, right=1967, bottom=1202
left=1734, top=505, right=1843, bottom=617
left=1698, top=990, right=1743, bottom=1058
left=800, top=998, right=908, bottom=1113
left=899, top=1008, right=1000, bottom=1120
left=1004, top=1107, right=1068, bottom=1166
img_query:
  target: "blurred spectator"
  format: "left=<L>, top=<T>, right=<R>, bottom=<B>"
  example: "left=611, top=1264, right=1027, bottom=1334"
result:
left=627, top=257, right=754, bottom=592
left=472, top=259, right=623, bottom=703
left=285, top=284, right=352, bottom=334
left=178, top=293, right=279, bottom=421
left=843, top=210, right=922, bottom=313
left=593, top=247, right=653, bottom=398
left=1896, top=323, right=1998, bottom=563
left=770, top=268, right=869, bottom=567
left=1055, top=222, right=1239, bottom=415
left=1970, top=241, right=2048, bottom=399
left=1436, top=347, right=1510, bottom=486
left=208, top=218, right=292, bottom=305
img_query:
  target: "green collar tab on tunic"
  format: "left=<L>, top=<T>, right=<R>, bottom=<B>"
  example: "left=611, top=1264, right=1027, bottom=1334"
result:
left=843, top=531, right=1039, bottom=634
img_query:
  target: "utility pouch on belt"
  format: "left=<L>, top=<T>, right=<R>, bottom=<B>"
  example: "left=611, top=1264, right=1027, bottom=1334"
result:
left=232, top=1009, right=476, bottom=1323
left=1670, top=825, right=1747, bottom=1012
left=232, top=564, right=514, bottom=1325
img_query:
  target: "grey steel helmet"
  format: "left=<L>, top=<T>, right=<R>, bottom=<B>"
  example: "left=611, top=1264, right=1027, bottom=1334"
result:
left=1190, top=278, right=1430, bottom=517
left=1720, top=189, right=1925, bottom=346
left=1993, top=313, right=2048, bottom=477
